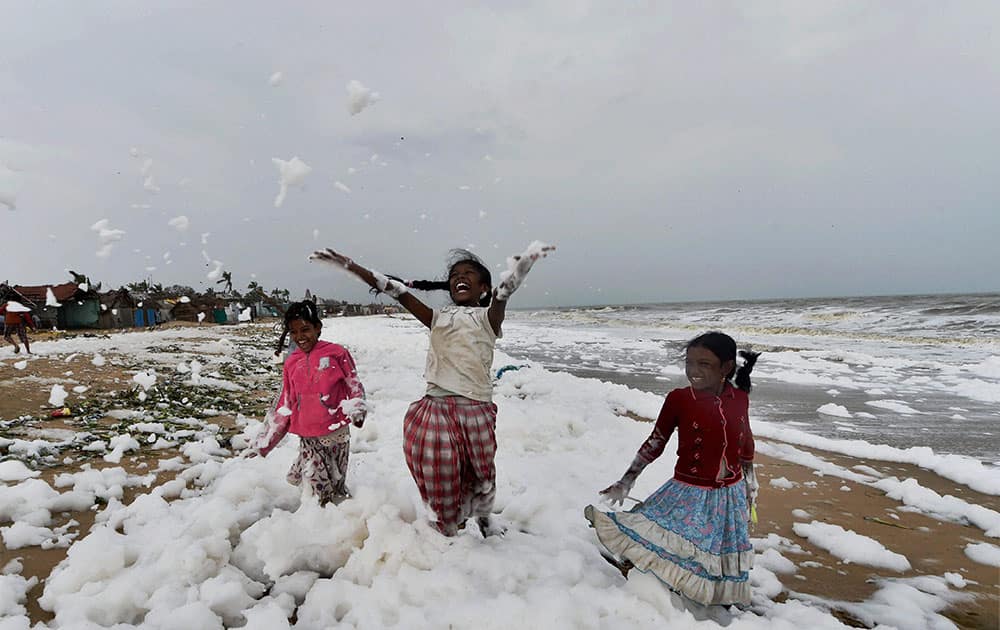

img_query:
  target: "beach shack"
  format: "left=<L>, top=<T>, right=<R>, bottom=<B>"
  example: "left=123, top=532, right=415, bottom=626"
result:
left=14, top=282, right=101, bottom=329
left=98, top=288, right=137, bottom=329
left=171, top=296, right=221, bottom=324
left=131, top=297, right=164, bottom=327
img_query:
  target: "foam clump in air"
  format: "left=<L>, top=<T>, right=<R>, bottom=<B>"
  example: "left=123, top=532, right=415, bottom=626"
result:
left=207, top=261, right=225, bottom=282
left=0, top=162, right=20, bottom=210
left=168, top=215, right=190, bottom=231
left=272, top=157, right=312, bottom=208
left=346, top=80, right=379, bottom=115
left=91, top=218, right=125, bottom=258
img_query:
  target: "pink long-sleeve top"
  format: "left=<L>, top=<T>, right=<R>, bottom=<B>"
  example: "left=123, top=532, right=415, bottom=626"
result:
left=256, top=340, right=365, bottom=456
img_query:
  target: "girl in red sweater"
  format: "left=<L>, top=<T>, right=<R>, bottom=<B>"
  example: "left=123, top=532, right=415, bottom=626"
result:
left=586, top=332, right=760, bottom=609
left=248, top=301, right=368, bottom=505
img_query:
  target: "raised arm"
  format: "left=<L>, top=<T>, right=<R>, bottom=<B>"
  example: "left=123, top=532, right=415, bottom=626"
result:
left=310, top=248, right=434, bottom=328
left=487, top=241, right=555, bottom=334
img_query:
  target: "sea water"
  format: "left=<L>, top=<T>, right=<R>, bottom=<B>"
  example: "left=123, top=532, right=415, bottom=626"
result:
left=501, top=293, right=1000, bottom=464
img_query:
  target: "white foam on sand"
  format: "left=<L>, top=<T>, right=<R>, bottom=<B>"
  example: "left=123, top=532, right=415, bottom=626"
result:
left=964, top=541, right=1000, bottom=567
left=791, top=521, right=911, bottom=572
left=2, top=319, right=978, bottom=629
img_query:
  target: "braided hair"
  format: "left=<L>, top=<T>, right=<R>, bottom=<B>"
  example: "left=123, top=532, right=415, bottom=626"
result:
left=374, top=249, right=493, bottom=307
left=686, top=331, right=761, bottom=393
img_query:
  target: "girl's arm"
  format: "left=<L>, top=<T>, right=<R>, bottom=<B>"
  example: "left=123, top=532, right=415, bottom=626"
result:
left=600, top=397, right=678, bottom=505
left=335, top=348, right=369, bottom=427
left=310, top=248, right=434, bottom=328
left=251, top=365, right=295, bottom=456
left=487, top=241, right=555, bottom=334
left=486, top=298, right=507, bottom=337
left=741, top=406, right=758, bottom=525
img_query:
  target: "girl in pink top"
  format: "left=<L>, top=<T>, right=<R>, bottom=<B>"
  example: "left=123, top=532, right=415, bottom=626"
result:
left=247, top=300, right=368, bottom=505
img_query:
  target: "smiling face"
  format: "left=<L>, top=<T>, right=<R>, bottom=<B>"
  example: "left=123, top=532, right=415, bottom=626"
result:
left=685, top=345, right=734, bottom=394
left=448, top=261, right=490, bottom=307
left=289, top=318, right=321, bottom=354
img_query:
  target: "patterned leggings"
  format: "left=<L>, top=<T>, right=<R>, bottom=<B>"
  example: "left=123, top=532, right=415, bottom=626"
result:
left=287, top=430, right=350, bottom=505
left=403, top=395, right=498, bottom=536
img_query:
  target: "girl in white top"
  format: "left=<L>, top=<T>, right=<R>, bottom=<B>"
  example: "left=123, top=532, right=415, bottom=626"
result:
left=310, top=244, right=553, bottom=536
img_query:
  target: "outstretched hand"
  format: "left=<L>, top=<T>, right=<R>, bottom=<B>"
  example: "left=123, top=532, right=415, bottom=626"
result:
left=495, top=241, right=556, bottom=301
left=599, top=479, right=633, bottom=507
left=309, top=248, right=353, bottom=268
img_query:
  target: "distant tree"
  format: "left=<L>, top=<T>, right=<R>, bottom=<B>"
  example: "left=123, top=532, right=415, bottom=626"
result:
left=270, top=287, right=290, bottom=303
left=127, top=280, right=150, bottom=293
left=68, top=270, right=101, bottom=292
left=216, top=271, right=234, bottom=294
left=68, top=270, right=89, bottom=285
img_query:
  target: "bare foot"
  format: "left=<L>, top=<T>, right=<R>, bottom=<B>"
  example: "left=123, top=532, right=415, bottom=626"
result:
left=476, top=516, right=506, bottom=538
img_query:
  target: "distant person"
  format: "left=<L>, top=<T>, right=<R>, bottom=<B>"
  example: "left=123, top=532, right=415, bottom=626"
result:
left=310, top=242, right=553, bottom=536
left=586, top=332, right=761, bottom=610
left=0, top=300, right=35, bottom=354
left=245, top=300, right=368, bottom=505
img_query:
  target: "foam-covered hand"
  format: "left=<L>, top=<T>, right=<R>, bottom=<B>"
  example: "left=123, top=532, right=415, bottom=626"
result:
left=599, top=478, right=634, bottom=506
left=350, top=409, right=367, bottom=428
left=494, top=241, right=555, bottom=301
left=340, top=398, right=370, bottom=428
left=309, top=248, right=353, bottom=268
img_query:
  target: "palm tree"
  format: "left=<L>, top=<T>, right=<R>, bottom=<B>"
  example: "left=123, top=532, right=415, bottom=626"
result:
left=216, top=271, right=234, bottom=294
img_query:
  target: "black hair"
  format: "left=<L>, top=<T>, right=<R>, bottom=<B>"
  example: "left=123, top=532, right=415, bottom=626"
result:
left=275, top=300, right=322, bottom=354
left=686, top=331, right=761, bottom=393
left=379, top=249, right=493, bottom=307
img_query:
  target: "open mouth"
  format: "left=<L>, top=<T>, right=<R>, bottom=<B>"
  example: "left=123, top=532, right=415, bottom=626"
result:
left=455, top=282, right=470, bottom=292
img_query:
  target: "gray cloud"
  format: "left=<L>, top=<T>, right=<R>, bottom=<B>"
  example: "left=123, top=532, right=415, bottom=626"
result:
left=2, top=1, right=998, bottom=306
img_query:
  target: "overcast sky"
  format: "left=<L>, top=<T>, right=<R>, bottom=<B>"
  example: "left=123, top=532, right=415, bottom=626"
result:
left=2, top=1, right=998, bottom=307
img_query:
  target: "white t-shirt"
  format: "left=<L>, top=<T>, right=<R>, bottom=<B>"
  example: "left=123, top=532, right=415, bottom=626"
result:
left=424, top=306, right=500, bottom=402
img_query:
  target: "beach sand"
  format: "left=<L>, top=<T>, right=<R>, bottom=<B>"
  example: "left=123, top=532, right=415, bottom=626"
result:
left=2, top=326, right=998, bottom=628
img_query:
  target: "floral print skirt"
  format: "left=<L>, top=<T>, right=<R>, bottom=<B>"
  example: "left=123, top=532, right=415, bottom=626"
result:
left=287, top=426, right=351, bottom=504
left=586, top=478, right=754, bottom=606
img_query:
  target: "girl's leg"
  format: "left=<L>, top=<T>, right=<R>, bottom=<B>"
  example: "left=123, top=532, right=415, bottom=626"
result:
left=456, top=401, right=498, bottom=521
left=3, top=327, right=18, bottom=353
left=330, top=441, right=350, bottom=498
left=403, top=397, right=464, bottom=535
left=18, top=327, right=29, bottom=354
left=289, top=436, right=346, bottom=505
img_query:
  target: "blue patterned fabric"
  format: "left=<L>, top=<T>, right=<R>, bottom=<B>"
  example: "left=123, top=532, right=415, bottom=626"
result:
left=608, top=478, right=752, bottom=583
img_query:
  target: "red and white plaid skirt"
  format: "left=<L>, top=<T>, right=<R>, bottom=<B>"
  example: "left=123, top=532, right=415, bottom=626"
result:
left=403, top=395, right=498, bottom=535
